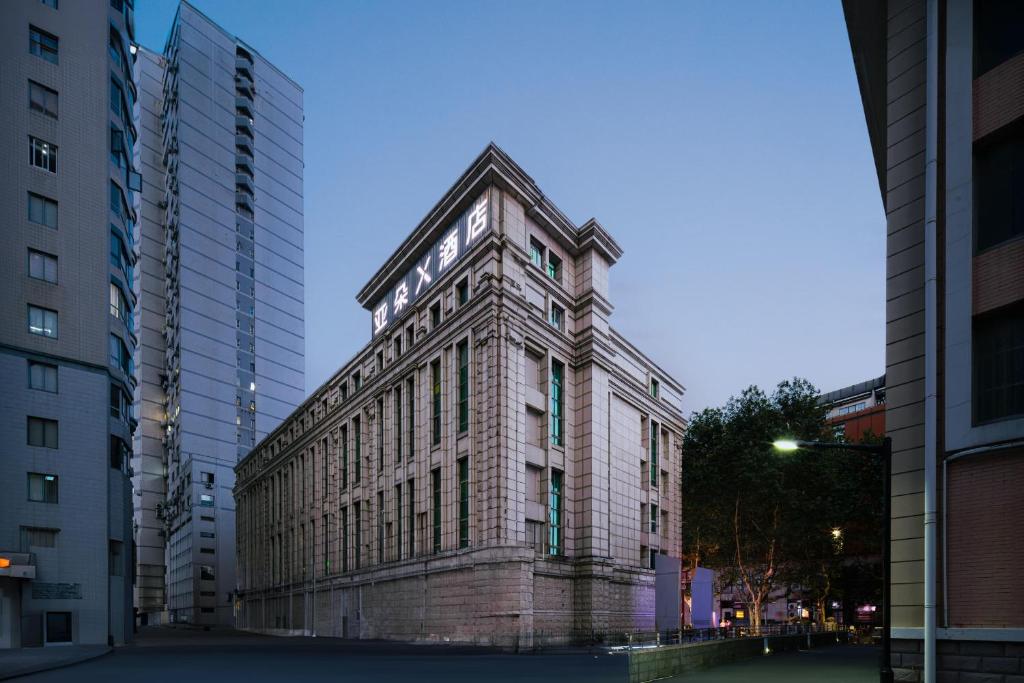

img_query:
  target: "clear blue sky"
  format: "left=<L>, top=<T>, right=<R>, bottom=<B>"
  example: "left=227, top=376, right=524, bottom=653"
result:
left=135, top=0, right=884, bottom=415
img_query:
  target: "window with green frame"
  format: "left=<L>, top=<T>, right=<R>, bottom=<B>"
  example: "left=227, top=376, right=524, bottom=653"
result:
left=431, top=360, right=442, bottom=446
left=432, top=468, right=442, bottom=553
left=457, top=340, right=469, bottom=432
left=550, top=360, right=564, bottom=446
left=458, top=457, right=469, bottom=548
left=650, top=420, right=659, bottom=487
left=549, top=469, right=563, bottom=555
left=529, top=237, right=544, bottom=267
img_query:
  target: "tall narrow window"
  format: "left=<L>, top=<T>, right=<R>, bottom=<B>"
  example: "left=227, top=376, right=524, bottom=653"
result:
left=29, top=137, right=57, bottom=173
left=456, top=279, right=469, bottom=306
left=407, top=478, right=415, bottom=557
left=549, top=303, right=564, bottom=331
left=546, top=253, right=562, bottom=282
left=394, top=385, right=402, bottom=463
left=457, top=340, right=469, bottom=432
left=549, top=470, right=563, bottom=556
left=974, top=306, right=1024, bottom=423
left=377, top=491, right=384, bottom=563
left=353, top=417, right=361, bottom=484
left=458, top=457, right=469, bottom=548
left=432, top=468, right=442, bottom=553
left=377, top=398, right=384, bottom=470
left=29, top=26, right=59, bottom=64
left=354, top=501, right=361, bottom=570
left=341, top=505, right=348, bottom=572
left=650, top=420, right=659, bottom=487
left=395, top=484, right=403, bottom=561
left=430, top=302, right=441, bottom=329
left=550, top=360, right=564, bottom=446
left=406, top=377, right=415, bottom=460
left=529, top=237, right=544, bottom=267
left=431, top=359, right=442, bottom=446
left=650, top=378, right=660, bottom=399
left=650, top=504, right=658, bottom=534
left=341, top=424, right=349, bottom=488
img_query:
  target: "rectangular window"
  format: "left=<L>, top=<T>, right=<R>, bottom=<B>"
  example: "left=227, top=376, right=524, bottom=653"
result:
left=458, top=457, right=469, bottom=548
left=200, top=531, right=215, bottom=539
left=432, top=468, right=442, bottom=553
left=110, top=180, right=123, bottom=217
left=29, top=136, right=57, bottom=173
left=28, top=361, right=58, bottom=393
left=28, top=193, right=57, bottom=229
left=549, top=469, right=563, bottom=556
left=974, top=305, right=1024, bottom=423
left=341, top=424, right=349, bottom=488
left=109, top=334, right=131, bottom=375
left=29, top=249, right=57, bottom=283
left=457, top=340, right=469, bottom=432
left=406, top=377, right=415, bottom=460
left=200, top=494, right=215, bottom=507
left=529, top=237, right=544, bottom=268
left=974, top=1, right=1024, bottom=77
left=407, top=477, right=415, bottom=557
left=376, top=350, right=384, bottom=372
left=22, top=527, right=57, bottom=549
left=431, top=359, right=442, bottom=446
left=110, top=283, right=130, bottom=325
left=377, top=491, right=384, bottom=564
left=395, top=484, right=403, bottom=561
left=109, top=540, right=123, bottom=576
left=974, top=130, right=1024, bottom=252
left=377, top=398, right=384, bottom=470
left=200, top=565, right=215, bottom=581
left=28, top=305, right=57, bottom=339
left=29, top=26, right=58, bottom=64
left=550, top=360, right=564, bottom=446
left=354, top=501, right=362, bottom=570
left=110, top=78, right=123, bottom=119
left=650, top=504, right=658, bottom=534
left=650, top=420, right=659, bottom=487
left=456, top=279, right=469, bottom=306
left=406, top=324, right=415, bottom=351
left=430, top=302, right=441, bottom=329
left=394, top=385, right=402, bottom=463
left=41, top=0, right=58, bottom=9
left=45, top=613, right=71, bottom=644
left=353, top=417, right=361, bottom=484
left=28, top=472, right=58, bottom=503
left=29, top=80, right=58, bottom=118
left=393, top=336, right=402, bottom=360
left=650, top=378, right=660, bottom=399
left=341, top=505, right=349, bottom=572
left=549, top=303, right=564, bottom=331
left=546, top=253, right=562, bottom=282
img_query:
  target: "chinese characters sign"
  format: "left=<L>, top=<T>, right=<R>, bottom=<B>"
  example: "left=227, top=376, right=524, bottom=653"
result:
left=371, top=191, right=490, bottom=338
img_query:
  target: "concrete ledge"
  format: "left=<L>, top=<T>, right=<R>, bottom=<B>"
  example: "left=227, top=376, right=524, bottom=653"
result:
left=0, top=645, right=111, bottom=681
left=627, top=632, right=849, bottom=683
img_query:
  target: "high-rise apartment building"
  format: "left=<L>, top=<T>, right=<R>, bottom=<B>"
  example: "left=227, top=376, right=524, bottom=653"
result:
left=0, top=0, right=137, bottom=647
left=133, top=2, right=304, bottom=625
left=845, top=1, right=1024, bottom=680
left=234, top=145, right=685, bottom=646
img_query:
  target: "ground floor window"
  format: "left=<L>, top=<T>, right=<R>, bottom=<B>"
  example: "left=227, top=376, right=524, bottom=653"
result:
left=45, top=612, right=72, bottom=643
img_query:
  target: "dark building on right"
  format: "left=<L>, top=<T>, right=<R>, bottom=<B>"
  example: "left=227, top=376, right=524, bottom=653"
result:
left=845, top=2, right=1024, bottom=681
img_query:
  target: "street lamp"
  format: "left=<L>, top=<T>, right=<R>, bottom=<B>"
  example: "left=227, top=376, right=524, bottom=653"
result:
left=772, top=436, right=893, bottom=683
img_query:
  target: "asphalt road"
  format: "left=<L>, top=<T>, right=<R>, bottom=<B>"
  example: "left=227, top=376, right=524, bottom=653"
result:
left=15, top=627, right=877, bottom=683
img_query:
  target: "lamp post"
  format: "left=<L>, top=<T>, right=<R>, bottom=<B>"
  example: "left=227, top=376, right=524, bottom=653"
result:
left=773, top=436, right=893, bottom=683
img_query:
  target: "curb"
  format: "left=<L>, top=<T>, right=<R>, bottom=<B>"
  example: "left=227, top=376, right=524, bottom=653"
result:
left=0, top=647, right=112, bottom=681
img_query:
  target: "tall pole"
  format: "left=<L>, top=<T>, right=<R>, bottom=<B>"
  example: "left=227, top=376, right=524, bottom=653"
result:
left=880, top=436, right=893, bottom=683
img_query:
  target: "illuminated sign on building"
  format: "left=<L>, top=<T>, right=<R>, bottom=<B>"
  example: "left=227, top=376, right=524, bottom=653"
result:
left=370, top=191, right=490, bottom=338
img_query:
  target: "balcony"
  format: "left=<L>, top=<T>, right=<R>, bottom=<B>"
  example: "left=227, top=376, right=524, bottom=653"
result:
left=235, top=74, right=254, bottom=96
left=236, top=192, right=254, bottom=217
left=235, top=97, right=253, bottom=117
left=235, top=135, right=253, bottom=156
left=235, top=57, right=253, bottom=78
left=236, top=115, right=254, bottom=136
left=236, top=173, right=254, bottom=195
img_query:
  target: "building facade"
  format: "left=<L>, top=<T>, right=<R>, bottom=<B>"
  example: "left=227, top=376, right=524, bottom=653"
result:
left=821, top=375, right=886, bottom=442
left=0, top=0, right=137, bottom=647
left=132, top=1, right=304, bottom=625
left=234, top=145, right=685, bottom=647
left=845, top=1, right=1024, bottom=680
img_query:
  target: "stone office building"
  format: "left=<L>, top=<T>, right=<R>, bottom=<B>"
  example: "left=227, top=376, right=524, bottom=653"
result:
left=234, top=144, right=685, bottom=646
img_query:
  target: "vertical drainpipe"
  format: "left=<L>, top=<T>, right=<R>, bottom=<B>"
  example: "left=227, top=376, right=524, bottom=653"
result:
left=923, top=0, right=939, bottom=681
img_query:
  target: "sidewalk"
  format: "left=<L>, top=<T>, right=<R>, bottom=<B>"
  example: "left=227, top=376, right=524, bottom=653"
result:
left=0, top=645, right=111, bottom=681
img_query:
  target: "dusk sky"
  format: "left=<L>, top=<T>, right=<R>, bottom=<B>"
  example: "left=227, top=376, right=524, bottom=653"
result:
left=135, top=0, right=885, bottom=416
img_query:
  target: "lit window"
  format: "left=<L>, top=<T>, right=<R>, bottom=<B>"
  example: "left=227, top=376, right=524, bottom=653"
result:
left=28, top=361, right=58, bottom=393
left=27, top=417, right=58, bottom=448
left=28, top=193, right=57, bottom=228
left=28, top=472, right=59, bottom=503
left=29, top=26, right=58, bottom=64
left=28, top=80, right=58, bottom=118
left=28, top=305, right=58, bottom=338
left=29, top=136, right=57, bottom=173
left=28, top=249, right=57, bottom=283
left=200, top=494, right=215, bottom=507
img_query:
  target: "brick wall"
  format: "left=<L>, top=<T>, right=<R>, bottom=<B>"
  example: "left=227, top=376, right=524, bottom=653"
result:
left=973, top=240, right=1024, bottom=316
